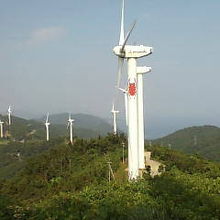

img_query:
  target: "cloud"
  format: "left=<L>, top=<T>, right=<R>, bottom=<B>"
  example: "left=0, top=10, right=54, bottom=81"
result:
left=26, top=27, right=67, bottom=46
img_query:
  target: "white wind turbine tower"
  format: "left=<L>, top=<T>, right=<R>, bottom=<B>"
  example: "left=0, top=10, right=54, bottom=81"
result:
left=45, top=113, right=50, bottom=141
left=67, top=114, right=74, bottom=144
left=111, top=104, right=119, bottom=135
left=137, top=66, right=151, bottom=169
left=7, top=106, right=12, bottom=125
left=113, top=0, right=153, bottom=180
left=0, top=120, right=4, bottom=138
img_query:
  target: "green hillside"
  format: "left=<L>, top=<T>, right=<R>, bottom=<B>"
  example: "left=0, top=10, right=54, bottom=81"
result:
left=0, top=114, right=111, bottom=180
left=0, top=138, right=65, bottom=179
left=0, top=114, right=108, bottom=141
left=38, top=113, right=112, bottom=136
left=0, top=134, right=220, bottom=219
left=153, top=125, right=220, bottom=162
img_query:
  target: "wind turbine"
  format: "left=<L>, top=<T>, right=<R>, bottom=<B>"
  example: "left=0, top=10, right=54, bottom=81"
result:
left=137, top=66, right=151, bottom=169
left=111, top=104, right=119, bottom=135
left=67, top=114, right=74, bottom=144
left=0, top=120, right=4, bottom=138
left=7, top=106, right=12, bottom=125
left=45, top=113, right=50, bottom=141
left=113, top=0, right=153, bottom=180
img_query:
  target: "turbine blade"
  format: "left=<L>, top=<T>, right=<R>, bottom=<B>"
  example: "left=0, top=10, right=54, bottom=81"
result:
left=121, top=20, right=136, bottom=52
left=112, top=103, right=115, bottom=112
left=119, top=0, right=125, bottom=45
left=46, top=113, right=49, bottom=123
left=124, top=93, right=128, bottom=126
left=116, top=57, right=124, bottom=88
left=8, top=106, right=11, bottom=113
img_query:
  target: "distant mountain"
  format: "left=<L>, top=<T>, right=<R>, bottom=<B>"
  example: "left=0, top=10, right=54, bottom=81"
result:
left=38, top=113, right=112, bottom=136
left=0, top=114, right=110, bottom=140
left=153, top=125, right=220, bottom=161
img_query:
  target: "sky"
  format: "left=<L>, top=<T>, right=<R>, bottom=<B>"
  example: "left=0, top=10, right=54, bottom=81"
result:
left=0, top=0, right=220, bottom=138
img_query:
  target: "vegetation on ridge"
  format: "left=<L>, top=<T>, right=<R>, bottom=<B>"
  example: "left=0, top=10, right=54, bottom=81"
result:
left=153, top=125, right=220, bottom=162
left=0, top=134, right=220, bottom=219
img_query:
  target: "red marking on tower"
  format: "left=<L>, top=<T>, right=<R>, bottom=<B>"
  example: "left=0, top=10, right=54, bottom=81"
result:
left=129, top=83, right=136, bottom=96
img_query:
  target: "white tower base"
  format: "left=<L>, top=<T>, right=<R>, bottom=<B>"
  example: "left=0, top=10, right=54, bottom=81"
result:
left=0, top=123, right=4, bottom=138
left=46, top=127, right=49, bottom=141
left=127, top=58, right=139, bottom=180
left=70, top=124, right=73, bottom=144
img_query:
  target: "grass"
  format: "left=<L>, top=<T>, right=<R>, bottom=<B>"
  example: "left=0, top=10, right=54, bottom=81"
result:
left=0, top=140, right=9, bottom=145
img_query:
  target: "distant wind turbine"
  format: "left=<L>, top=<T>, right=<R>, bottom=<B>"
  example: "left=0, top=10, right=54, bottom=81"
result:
left=118, top=88, right=128, bottom=126
left=7, top=106, right=12, bottom=125
left=111, top=104, right=119, bottom=135
left=45, top=113, right=50, bottom=141
left=67, top=114, right=74, bottom=144
left=0, top=120, right=4, bottom=138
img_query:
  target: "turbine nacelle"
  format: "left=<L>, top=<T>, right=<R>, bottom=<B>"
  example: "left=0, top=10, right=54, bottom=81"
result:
left=111, top=110, right=119, bottom=114
left=113, top=45, right=153, bottom=59
left=45, top=122, right=50, bottom=126
left=137, top=66, right=152, bottom=74
left=111, top=104, right=119, bottom=114
left=68, top=119, right=75, bottom=124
